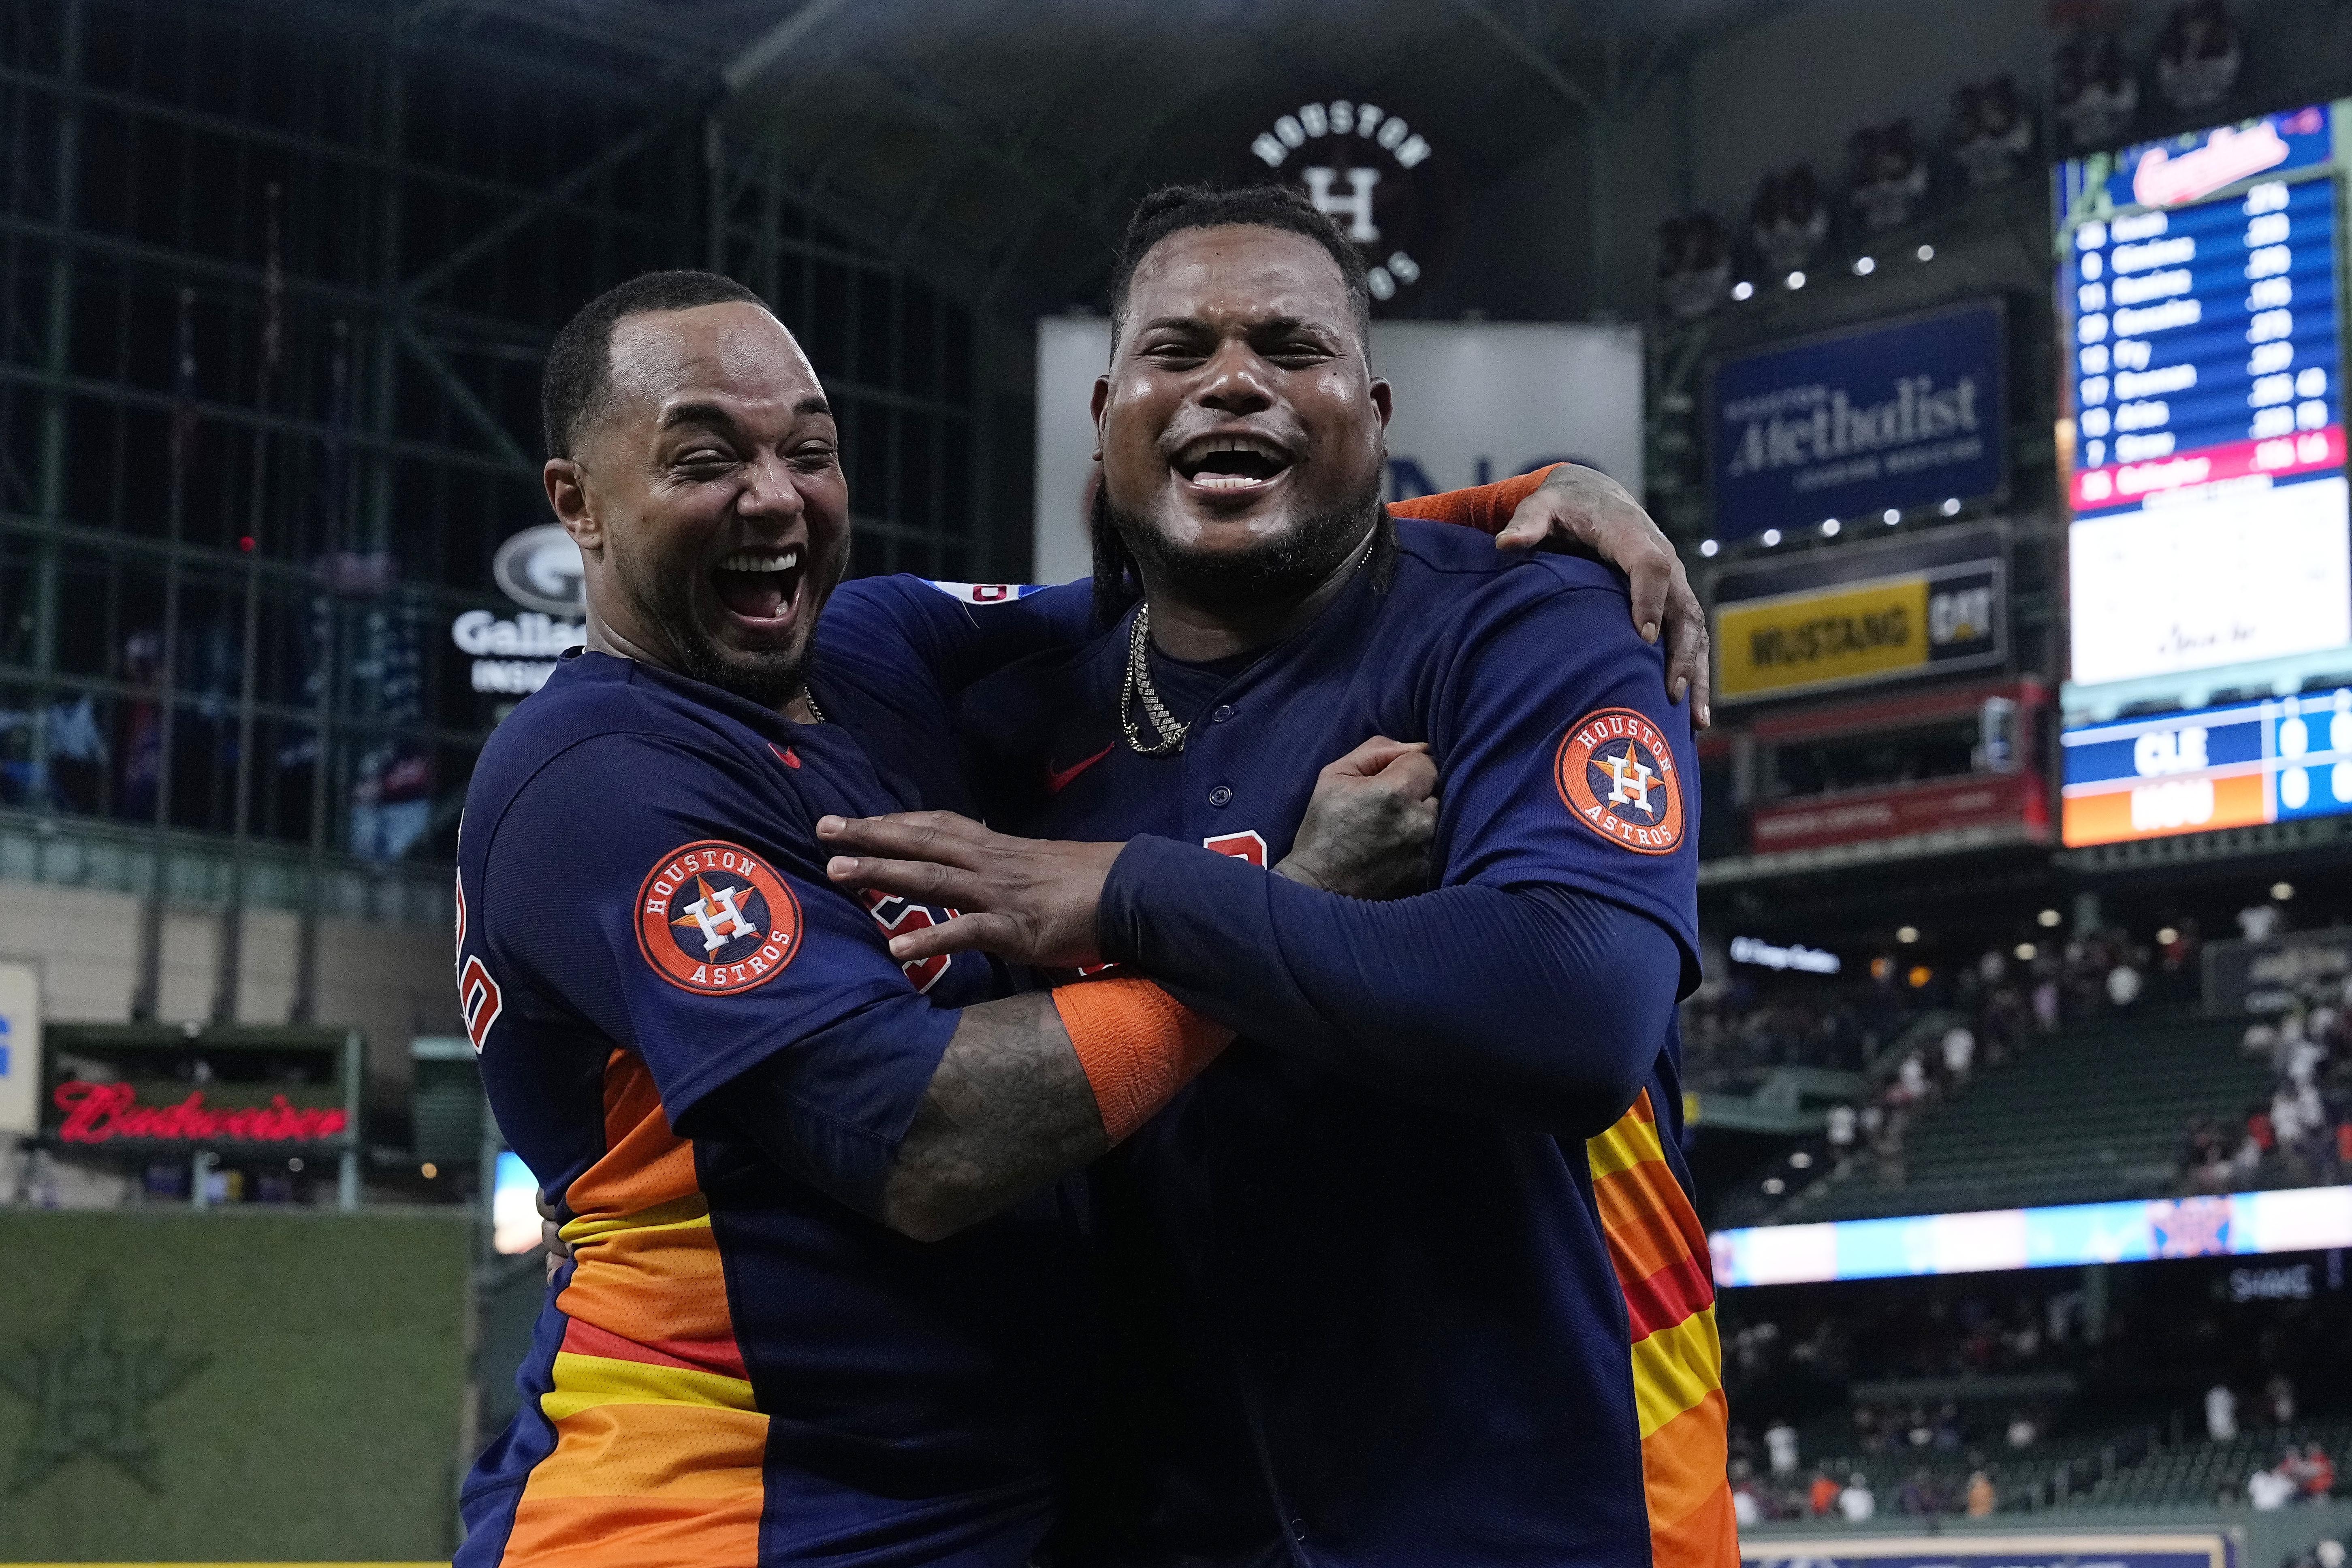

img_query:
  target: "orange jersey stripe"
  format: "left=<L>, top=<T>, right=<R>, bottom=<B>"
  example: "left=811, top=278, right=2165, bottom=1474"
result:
left=1643, top=1389, right=1734, bottom=1528
left=501, top=1402, right=766, bottom=1567
left=502, top=1049, right=764, bottom=1564
left=1588, top=1092, right=1737, bottom=1568
left=1649, top=1469, right=1738, bottom=1568
left=1592, top=1151, right=1705, bottom=1284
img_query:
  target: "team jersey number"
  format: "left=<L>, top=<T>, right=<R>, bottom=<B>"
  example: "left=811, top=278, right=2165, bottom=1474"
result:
left=1077, top=832, right=1268, bottom=978
left=459, top=955, right=503, bottom=1055
left=860, top=891, right=956, bottom=993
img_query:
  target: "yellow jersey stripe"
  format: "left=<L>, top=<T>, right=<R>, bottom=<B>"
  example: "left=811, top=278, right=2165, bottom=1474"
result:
left=540, top=1349, right=758, bottom=1421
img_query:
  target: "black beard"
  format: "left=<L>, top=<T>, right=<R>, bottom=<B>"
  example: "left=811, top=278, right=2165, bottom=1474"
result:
left=621, top=553, right=812, bottom=712
left=1095, top=476, right=1384, bottom=616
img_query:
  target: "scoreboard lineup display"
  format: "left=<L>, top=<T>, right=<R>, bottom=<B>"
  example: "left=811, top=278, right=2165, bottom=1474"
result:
left=2056, top=103, right=2352, bottom=848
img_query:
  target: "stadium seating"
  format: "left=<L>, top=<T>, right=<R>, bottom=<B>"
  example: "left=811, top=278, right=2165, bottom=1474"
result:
left=1769, top=1007, right=2272, bottom=1223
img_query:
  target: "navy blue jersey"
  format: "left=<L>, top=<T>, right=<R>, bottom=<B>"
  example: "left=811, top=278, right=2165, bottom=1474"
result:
left=453, top=638, right=1092, bottom=1568
left=956, top=519, right=1734, bottom=1568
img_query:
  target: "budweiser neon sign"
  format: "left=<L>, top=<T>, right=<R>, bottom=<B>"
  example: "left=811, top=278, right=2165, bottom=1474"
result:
left=51, top=1080, right=350, bottom=1144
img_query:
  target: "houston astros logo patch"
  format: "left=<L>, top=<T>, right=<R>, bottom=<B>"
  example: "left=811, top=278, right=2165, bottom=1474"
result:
left=1556, top=708, right=1684, bottom=855
left=636, top=840, right=802, bottom=994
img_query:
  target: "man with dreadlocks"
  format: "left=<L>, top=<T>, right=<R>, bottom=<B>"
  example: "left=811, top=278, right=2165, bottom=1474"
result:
left=821, top=185, right=1734, bottom=1568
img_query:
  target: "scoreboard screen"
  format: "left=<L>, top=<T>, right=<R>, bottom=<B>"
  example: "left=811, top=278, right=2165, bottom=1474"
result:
left=2056, top=105, right=2352, bottom=847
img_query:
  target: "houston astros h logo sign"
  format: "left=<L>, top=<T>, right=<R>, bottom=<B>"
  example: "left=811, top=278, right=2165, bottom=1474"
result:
left=1556, top=708, right=1685, bottom=855
left=1245, top=98, right=1434, bottom=305
left=638, top=841, right=802, bottom=994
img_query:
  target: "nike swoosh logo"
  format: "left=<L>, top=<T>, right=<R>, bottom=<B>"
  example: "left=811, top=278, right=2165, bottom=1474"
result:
left=1045, top=744, right=1114, bottom=795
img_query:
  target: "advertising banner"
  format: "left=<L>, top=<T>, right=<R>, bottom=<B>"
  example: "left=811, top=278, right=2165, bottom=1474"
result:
left=0, top=961, right=37, bottom=1135
left=1746, top=1534, right=2231, bottom=1568
left=1712, top=1186, right=2352, bottom=1286
left=2205, top=925, right=2352, bottom=1015
left=1750, top=772, right=2045, bottom=855
left=1710, top=523, right=2008, bottom=705
left=1707, top=300, right=2007, bottom=542
left=1033, top=318, right=1643, bottom=587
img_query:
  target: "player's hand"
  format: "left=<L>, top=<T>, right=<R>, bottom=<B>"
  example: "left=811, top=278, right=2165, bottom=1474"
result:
left=818, top=811, right=1121, bottom=967
left=538, top=1189, right=572, bottom=1285
left=1275, top=736, right=1438, bottom=900
left=1493, top=463, right=1712, bottom=729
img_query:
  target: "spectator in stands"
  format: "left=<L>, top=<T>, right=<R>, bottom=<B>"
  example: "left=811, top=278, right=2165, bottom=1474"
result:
left=1752, top=166, right=1827, bottom=275
left=2252, top=1457, right=2299, bottom=1511
left=1658, top=213, right=1731, bottom=322
left=2007, top=1410, right=2040, bottom=1449
left=2107, top=958, right=2144, bottom=1011
left=1848, top=120, right=1929, bottom=233
left=1732, top=1472, right=1762, bottom=1527
left=1942, top=1022, right=1976, bottom=1082
left=1967, top=1469, right=1996, bottom=1517
left=2267, top=1372, right=2296, bottom=1426
left=1766, top=1416, right=1799, bottom=1477
left=2054, top=31, right=2138, bottom=154
left=2034, top=970, right=2061, bottom=1033
left=2240, top=900, right=2283, bottom=943
left=2157, top=0, right=2243, bottom=111
left=1840, top=1472, right=1876, bottom=1522
left=2208, top=1381, right=2239, bottom=1441
left=1829, top=1102, right=1859, bottom=1172
left=1951, top=77, right=2033, bottom=193
left=1899, top=1052, right=1930, bottom=1102
left=1811, top=1469, right=1841, bottom=1517
left=1897, top=1468, right=1936, bottom=1517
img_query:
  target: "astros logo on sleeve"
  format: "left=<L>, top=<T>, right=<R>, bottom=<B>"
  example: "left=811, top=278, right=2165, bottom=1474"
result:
left=636, top=840, right=802, bottom=994
left=1555, top=708, right=1685, bottom=855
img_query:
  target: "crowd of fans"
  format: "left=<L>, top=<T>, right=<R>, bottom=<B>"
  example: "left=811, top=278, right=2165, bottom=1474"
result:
left=1721, top=1259, right=2349, bottom=1523
left=1658, top=0, right=2250, bottom=319
left=1685, top=918, right=2190, bottom=1201
left=2179, top=905, right=2352, bottom=1194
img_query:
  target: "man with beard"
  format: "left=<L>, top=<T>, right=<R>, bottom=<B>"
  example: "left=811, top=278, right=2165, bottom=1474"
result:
left=821, top=186, right=1734, bottom=1568
left=456, top=269, right=1703, bottom=1566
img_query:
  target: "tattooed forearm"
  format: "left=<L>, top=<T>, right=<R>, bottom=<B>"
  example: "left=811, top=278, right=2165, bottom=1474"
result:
left=878, top=994, right=1108, bottom=1242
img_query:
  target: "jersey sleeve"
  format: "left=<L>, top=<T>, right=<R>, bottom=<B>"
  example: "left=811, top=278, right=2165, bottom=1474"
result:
left=1385, top=464, right=1559, bottom=534
left=474, top=730, right=960, bottom=1212
left=1424, top=563, right=1700, bottom=976
left=821, top=575, right=1098, bottom=696
left=1091, top=561, right=1697, bottom=1130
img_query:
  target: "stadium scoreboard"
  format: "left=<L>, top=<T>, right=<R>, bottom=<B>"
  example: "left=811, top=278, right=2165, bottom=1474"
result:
left=2056, top=104, right=2352, bottom=847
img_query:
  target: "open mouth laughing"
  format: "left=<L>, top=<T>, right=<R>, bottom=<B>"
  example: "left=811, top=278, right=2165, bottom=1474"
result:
left=712, top=545, right=806, bottom=631
left=1170, top=431, right=1297, bottom=499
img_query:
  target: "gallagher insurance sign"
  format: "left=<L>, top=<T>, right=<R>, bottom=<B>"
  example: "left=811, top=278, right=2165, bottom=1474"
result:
left=1709, top=299, right=2008, bottom=541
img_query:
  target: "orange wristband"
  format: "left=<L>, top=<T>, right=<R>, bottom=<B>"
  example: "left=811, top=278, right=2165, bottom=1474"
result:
left=1386, top=463, right=1559, bottom=534
left=1051, top=977, right=1235, bottom=1144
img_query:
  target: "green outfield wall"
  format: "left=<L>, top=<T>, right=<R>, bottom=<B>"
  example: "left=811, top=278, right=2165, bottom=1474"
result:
left=0, top=1210, right=469, bottom=1562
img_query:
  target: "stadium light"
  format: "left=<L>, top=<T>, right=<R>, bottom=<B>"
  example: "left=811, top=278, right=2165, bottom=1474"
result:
left=1852, top=256, right=1876, bottom=276
left=1882, top=508, right=1901, bottom=525
left=1916, top=244, right=1935, bottom=262
left=2157, top=926, right=2179, bottom=945
left=1699, top=538, right=1719, bottom=557
left=1821, top=518, right=1840, bottom=536
left=2273, top=882, right=2295, bottom=900
left=1731, top=280, right=1755, bottom=301
left=1940, top=497, right=1962, bottom=515
left=1762, top=1177, right=1786, bottom=1195
left=1761, top=528, right=1782, bottom=546
left=1790, top=1151, right=1814, bottom=1169
left=1895, top=925, right=1919, bottom=943
left=1785, top=270, right=1807, bottom=290
left=2037, top=908, right=2062, bottom=927
left=2013, top=942, right=2037, bottom=962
